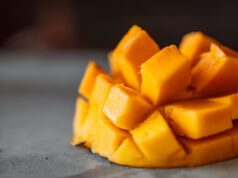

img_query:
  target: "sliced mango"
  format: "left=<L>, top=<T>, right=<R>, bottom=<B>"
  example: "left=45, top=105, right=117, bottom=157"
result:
left=111, top=25, right=159, bottom=89
left=71, top=97, right=89, bottom=145
left=181, top=131, right=235, bottom=166
left=165, top=100, right=232, bottom=139
left=141, top=45, right=191, bottom=105
left=226, top=125, right=238, bottom=154
left=90, top=112, right=129, bottom=157
left=72, top=26, right=238, bottom=168
left=90, top=74, right=116, bottom=108
left=103, top=84, right=151, bottom=130
left=209, top=93, right=238, bottom=120
left=131, top=111, right=186, bottom=165
left=191, top=44, right=238, bottom=96
left=109, top=137, right=146, bottom=167
left=179, top=32, right=238, bottom=66
left=79, top=61, right=105, bottom=99
left=179, top=32, right=218, bottom=66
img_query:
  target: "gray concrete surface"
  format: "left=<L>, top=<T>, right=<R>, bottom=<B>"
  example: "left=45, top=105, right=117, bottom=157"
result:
left=0, top=51, right=238, bottom=178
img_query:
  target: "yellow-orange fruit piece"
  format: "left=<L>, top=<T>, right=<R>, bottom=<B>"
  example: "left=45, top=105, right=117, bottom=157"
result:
left=103, top=84, right=152, bottom=130
left=90, top=74, right=116, bottom=108
left=109, top=137, right=146, bottom=167
left=71, top=97, right=89, bottom=145
left=180, top=126, right=238, bottom=166
left=111, top=25, right=159, bottom=89
left=141, top=45, right=191, bottom=105
left=79, top=61, right=106, bottom=99
left=209, top=93, right=238, bottom=120
left=131, top=111, right=186, bottom=165
left=90, top=110, right=129, bottom=157
left=191, top=44, right=238, bottom=96
left=179, top=32, right=238, bottom=66
left=83, top=74, right=116, bottom=146
left=165, top=100, right=232, bottom=139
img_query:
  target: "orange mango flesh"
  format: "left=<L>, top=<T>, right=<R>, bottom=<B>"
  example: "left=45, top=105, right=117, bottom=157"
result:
left=72, top=25, right=238, bottom=168
left=79, top=61, right=105, bottom=99
left=181, top=126, right=238, bottom=166
left=131, top=111, right=186, bottom=165
left=71, top=97, right=89, bottom=145
left=103, top=84, right=152, bottom=130
left=191, top=44, right=238, bottom=97
left=111, top=25, right=159, bottom=89
left=179, top=32, right=238, bottom=67
left=208, top=93, right=238, bottom=120
left=165, top=100, right=232, bottom=139
left=141, top=45, right=191, bottom=105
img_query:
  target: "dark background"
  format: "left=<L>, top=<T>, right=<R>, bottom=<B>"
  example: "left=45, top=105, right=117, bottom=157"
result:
left=1, top=0, right=238, bottom=50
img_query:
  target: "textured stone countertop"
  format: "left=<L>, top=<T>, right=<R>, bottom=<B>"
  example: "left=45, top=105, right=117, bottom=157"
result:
left=0, top=51, right=238, bottom=178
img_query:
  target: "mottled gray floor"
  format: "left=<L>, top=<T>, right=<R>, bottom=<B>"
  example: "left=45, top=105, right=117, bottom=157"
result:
left=0, top=51, right=238, bottom=178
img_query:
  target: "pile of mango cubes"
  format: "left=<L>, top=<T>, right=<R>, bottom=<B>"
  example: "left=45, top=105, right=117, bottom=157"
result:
left=72, top=25, right=238, bottom=167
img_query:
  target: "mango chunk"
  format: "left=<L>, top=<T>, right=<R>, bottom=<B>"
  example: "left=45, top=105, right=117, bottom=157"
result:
left=209, top=93, right=238, bottom=120
left=179, top=32, right=218, bottom=66
left=141, top=45, right=191, bottom=105
left=82, top=104, right=128, bottom=155
left=71, top=97, right=89, bottom=145
left=90, top=112, right=129, bottom=157
left=165, top=100, right=232, bottom=139
left=109, top=137, right=146, bottom=167
left=131, top=111, right=186, bottom=164
left=191, top=44, right=238, bottom=96
left=90, top=74, right=116, bottom=108
left=111, top=25, right=159, bottom=89
left=79, top=61, right=106, bottom=99
left=181, top=131, right=235, bottom=166
left=179, top=32, right=238, bottom=67
left=226, top=125, right=238, bottom=154
left=103, top=84, right=152, bottom=130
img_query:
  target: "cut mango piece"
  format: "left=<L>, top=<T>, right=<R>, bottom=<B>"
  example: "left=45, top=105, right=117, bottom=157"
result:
left=141, top=45, right=191, bottom=105
left=191, top=44, right=238, bottom=96
left=90, top=74, right=116, bottom=108
left=181, top=131, right=235, bottom=166
left=71, top=98, right=89, bottom=145
left=226, top=125, right=238, bottom=154
left=90, top=112, right=128, bottom=157
left=83, top=104, right=128, bottom=154
left=131, top=111, right=186, bottom=164
left=103, top=84, right=151, bottom=130
left=109, top=137, right=146, bottom=167
left=179, top=32, right=218, bottom=66
left=79, top=61, right=106, bottom=99
left=179, top=32, right=238, bottom=66
left=209, top=93, right=238, bottom=120
left=165, top=100, right=232, bottom=139
left=111, top=25, right=159, bottom=89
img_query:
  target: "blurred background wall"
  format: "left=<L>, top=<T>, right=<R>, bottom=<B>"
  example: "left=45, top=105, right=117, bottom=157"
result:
left=1, top=0, right=238, bottom=50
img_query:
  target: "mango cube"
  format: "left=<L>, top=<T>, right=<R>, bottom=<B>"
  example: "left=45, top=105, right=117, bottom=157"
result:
left=181, top=132, right=235, bottom=166
left=109, top=137, right=145, bottom=167
left=103, top=84, right=151, bottom=130
left=79, top=61, right=105, bottom=99
left=179, top=32, right=238, bottom=66
left=165, top=100, right=232, bottom=139
left=90, top=74, right=116, bottom=108
left=191, top=44, right=238, bottom=96
left=141, top=45, right=191, bottom=105
left=90, top=112, right=129, bottom=157
left=179, top=32, right=217, bottom=66
left=71, top=98, right=89, bottom=145
left=111, top=25, right=159, bottom=89
left=131, top=111, right=186, bottom=163
left=209, top=93, right=238, bottom=120
left=226, top=125, right=238, bottom=154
